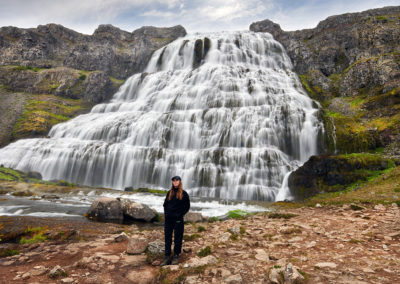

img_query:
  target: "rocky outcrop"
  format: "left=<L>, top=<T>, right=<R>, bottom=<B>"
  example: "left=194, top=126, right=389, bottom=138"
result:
left=288, top=154, right=398, bottom=200
left=86, top=197, right=157, bottom=222
left=0, top=24, right=186, bottom=79
left=0, top=66, right=119, bottom=103
left=250, top=6, right=400, bottom=153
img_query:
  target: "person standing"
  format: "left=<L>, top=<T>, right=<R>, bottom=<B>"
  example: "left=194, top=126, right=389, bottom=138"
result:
left=161, top=176, right=190, bottom=266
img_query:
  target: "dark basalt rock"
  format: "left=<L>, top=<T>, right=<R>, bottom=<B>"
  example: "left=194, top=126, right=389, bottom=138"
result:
left=288, top=154, right=396, bottom=200
left=0, top=24, right=187, bottom=80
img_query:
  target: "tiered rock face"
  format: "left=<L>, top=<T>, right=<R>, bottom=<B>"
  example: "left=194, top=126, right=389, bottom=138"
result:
left=0, top=24, right=186, bottom=79
left=250, top=6, right=400, bottom=153
left=0, top=24, right=186, bottom=147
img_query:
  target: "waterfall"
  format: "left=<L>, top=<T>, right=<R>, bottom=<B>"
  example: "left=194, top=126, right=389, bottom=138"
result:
left=0, top=31, right=323, bottom=201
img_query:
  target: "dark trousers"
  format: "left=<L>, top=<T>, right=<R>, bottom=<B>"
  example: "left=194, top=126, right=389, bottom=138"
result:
left=164, top=217, right=184, bottom=257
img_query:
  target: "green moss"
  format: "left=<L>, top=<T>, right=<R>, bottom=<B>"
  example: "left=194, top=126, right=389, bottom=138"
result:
left=78, top=74, right=86, bottom=81
left=267, top=212, right=298, bottom=219
left=12, top=95, right=88, bottom=140
left=226, top=209, right=252, bottom=219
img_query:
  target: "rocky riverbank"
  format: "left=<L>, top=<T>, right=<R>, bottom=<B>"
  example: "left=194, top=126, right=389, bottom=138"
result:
left=0, top=202, right=399, bottom=283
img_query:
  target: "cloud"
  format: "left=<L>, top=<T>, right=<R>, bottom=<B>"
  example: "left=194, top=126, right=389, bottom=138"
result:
left=0, top=0, right=398, bottom=34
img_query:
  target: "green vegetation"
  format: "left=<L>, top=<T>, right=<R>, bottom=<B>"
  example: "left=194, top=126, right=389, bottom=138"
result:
left=12, top=94, right=88, bottom=140
left=0, top=249, right=20, bottom=257
left=183, top=233, right=202, bottom=241
left=197, top=225, right=206, bottom=232
left=19, top=226, right=48, bottom=244
left=197, top=245, right=212, bottom=257
left=130, top=188, right=168, bottom=195
left=267, top=212, right=298, bottom=219
left=226, top=209, right=253, bottom=219
left=11, top=65, right=42, bottom=72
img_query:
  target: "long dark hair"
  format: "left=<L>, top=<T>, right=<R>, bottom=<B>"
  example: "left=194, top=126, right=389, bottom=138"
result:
left=168, top=180, right=183, bottom=200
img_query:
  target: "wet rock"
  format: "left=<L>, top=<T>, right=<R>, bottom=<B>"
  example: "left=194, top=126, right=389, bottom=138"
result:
left=119, top=198, right=156, bottom=222
left=86, top=197, right=123, bottom=221
left=126, top=237, right=148, bottom=255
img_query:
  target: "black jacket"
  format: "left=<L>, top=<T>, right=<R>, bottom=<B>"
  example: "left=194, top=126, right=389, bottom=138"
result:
left=163, top=187, right=190, bottom=220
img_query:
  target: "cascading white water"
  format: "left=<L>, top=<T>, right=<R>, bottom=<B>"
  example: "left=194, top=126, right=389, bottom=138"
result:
left=0, top=31, right=323, bottom=201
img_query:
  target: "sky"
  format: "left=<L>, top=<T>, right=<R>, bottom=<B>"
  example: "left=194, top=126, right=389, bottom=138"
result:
left=0, top=0, right=398, bottom=35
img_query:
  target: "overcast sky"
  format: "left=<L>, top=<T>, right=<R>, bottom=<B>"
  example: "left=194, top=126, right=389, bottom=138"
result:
left=0, top=0, right=398, bottom=34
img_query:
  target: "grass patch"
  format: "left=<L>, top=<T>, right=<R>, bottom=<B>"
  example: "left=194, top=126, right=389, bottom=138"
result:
left=19, top=232, right=47, bottom=244
left=183, top=233, right=202, bottom=241
left=197, top=225, right=206, bottom=232
left=0, top=249, right=20, bottom=257
left=267, top=212, right=298, bottom=219
left=12, top=95, right=88, bottom=139
left=197, top=246, right=212, bottom=257
left=226, top=209, right=253, bottom=219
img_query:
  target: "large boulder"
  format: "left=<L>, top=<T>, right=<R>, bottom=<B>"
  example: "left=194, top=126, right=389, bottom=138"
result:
left=86, top=197, right=123, bottom=221
left=119, top=198, right=156, bottom=222
left=184, top=211, right=209, bottom=223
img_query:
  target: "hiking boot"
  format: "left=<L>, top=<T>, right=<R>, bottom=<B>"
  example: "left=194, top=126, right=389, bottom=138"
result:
left=171, top=254, right=179, bottom=265
left=160, top=255, right=171, bottom=266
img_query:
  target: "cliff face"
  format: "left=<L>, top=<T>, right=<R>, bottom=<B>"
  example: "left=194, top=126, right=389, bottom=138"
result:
left=250, top=6, right=400, bottom=154
left=0, top=24, right=186, bottom=79
left=0, top=24, right=186, bottom=147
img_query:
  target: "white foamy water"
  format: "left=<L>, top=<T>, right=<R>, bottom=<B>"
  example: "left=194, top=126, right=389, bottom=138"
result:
left=0, top=31, right=323, bottom=201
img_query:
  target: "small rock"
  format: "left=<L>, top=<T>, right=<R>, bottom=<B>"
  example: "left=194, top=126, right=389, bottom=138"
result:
left=254, top=249, right=269, bottom=262
left=114, top=232, right=129, bottom=242
left=184, top=255, right=218, bottom=268
left=306, top=241, right=316, bottom=248
left=185, top=275, right=199, bottom=284
left=315, top=203, right=322, bottom=208
left=315, top=262, right=337, bottom=269
left=126, top=237, right=148, bottom=255
left=183, top=247, right=192, bottom=253
left=147, top=240, right=165, bottom=254
left=21, top=272, right=31, bottom=280
left=219, top=232, right=231, bottom=242
left=224, top=274, right=242, bottom=283
left=362, top=267, right=375, bottom=273
left=61, top=278, right=74, bottom=283
left=48, top=265, right=66, bottom=278
left=374, top=204, right=386, bottom=211
left=228, top=225, right=241, bottom=235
